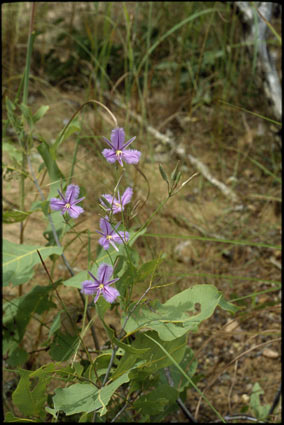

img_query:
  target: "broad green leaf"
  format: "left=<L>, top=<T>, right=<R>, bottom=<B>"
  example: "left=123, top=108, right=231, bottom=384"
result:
left=101, top=318, right=150, bottom=356
left=133, top=384, right=178, bottom=415
left=49, top=332, right=80, bottom=361
left=53, top=372, right=129, bottom=416
left=3, top=239, right=63, bottom=286
left=95, top=372, right=130, bottom=417
left=159, top=346, right=197, bottom=392
left=123, top=284, right=237, bottom=341
left=5, top=412, right=38, bottom=422
left=136, top=257, right=163, bottom=282
left=12, top=369, right=49, bottom=419
left=249, top=382, right=271, bottom=420
left=3, top=141, right=22, bottom=163
left=30, top=362, right=58, bottom=378
left=3, top=285, right=56, bottom=354
left=45, top=407, right=58, bottom=420
left=145, top=333, right=225, bottom=422
left=3, top=210, right=33, bottom=224
left=112, top=331, right=186, bottom=380
left=7, top=346, right=28, bottom=367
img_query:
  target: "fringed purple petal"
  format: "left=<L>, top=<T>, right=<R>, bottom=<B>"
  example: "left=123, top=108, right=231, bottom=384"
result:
left=50, top=198, right=66, bottom=211
left=65, top=184, right=80, bottom=203
left=111, top=128, right=125, bottom=150
left=103, top=286, right=120, bottom=303
left=81, top=280, right=98, bottom=295
left=102, top=149, right=117, bottom=163
left=68, top=205, right=84, bottom=218
left=98, top=263, right=114, bottom=283
left=121, top=149, right=141, bottom=164
left=99, top=217, right=112, bottom=235
left=121, top=187, right=133, bottom=206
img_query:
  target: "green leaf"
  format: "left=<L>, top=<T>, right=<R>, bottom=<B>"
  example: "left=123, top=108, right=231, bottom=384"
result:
left=3, top=239, right=63, bottom=286
left=3, top=285, right=56, bottom=353
left=3, top=141, right=22, bottom=163
left=102, top=319, right=150, bottom=356
left=37, top=140, right=64, bottom=197
left=123, top=284, right=237, bottom=341
left=12, top=369, right=49, bottom=419
left=159, top=346, right=197, bottom=392
left=170, top=161, right=181, bottom=182
left=48, top=311, right=62, bottom=338
left=116, top=262, right=137, bottom=297
left=159, top=164, right=169, bottom=185
left=112, top=331, right=186, bottom=380
left=133, top=384, right=178, bottom=415
left=4, top=411, right=38, bottom=422
left=49, top=331, right=80, bottom=361
left=136, top=258, right=163, bottom=282
left=32, top=105, right=49, bottom=123
left=53, top=372, right=129, bottom=416
left=249, top=382, right=271, bottom=420
left=7, top=346, right=29, bottom=367
left=3, top=210, right=33, bottom=224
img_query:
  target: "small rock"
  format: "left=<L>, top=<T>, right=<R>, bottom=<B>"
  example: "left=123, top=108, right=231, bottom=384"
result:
left=262, top=348, right=279, bottom=359
left=241, top=394, right=250, bottom=403
left=174, top=240, right=194, bottom=263
left=224, top=319, right=240, bottom=333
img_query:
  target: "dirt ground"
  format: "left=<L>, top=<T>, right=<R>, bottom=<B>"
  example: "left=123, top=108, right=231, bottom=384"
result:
left=3, top=82, right=281, bottom=422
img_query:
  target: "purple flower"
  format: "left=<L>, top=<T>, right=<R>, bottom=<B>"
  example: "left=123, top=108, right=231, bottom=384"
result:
left=96, top=216, right=129, bottom=251
left=81, top=263, right=120, bottom=303
left=100, top=187, right=133, bottom=214
left=50, top=184, right=85, bottom=218
left=102, top=127, right=141, bottom=167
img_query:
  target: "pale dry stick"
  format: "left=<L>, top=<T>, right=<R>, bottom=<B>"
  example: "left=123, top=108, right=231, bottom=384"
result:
left=27, top=155, right=100, bottom=351
left=187, top=154, right=240, bottom=203
left=194, top=337, right=281, bottom=419
left=211, top=414, right=265, bottom=423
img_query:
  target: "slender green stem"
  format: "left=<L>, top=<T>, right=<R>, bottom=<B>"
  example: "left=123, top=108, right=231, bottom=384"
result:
left=27, top=156, right=100, bottom=351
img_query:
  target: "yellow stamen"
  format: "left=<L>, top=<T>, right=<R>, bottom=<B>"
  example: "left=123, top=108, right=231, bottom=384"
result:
left=116, top=150, right=122, bottom=156
left=114, top=202, right=121, bottom=208
left=106, top=235, right=112, bottom=240
left=99, top=284, right=104, bottom=290
left=65, top=203, right=71, bottom=209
